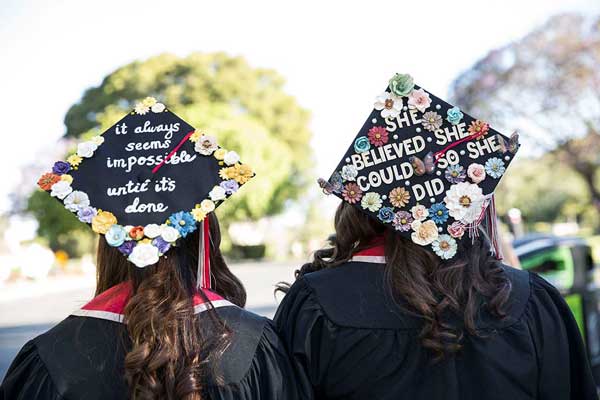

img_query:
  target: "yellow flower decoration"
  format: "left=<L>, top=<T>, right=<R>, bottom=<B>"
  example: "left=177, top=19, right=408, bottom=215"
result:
left=189, top=131, right=203, bottom=143
left=91, top=211, right=117, bottom=234
left=200, top=199, right=215, bottom=213
left=191, top=207, right=207, bottom=221
left=142, top=97, right=157, bottom=107
left=61, top=174, right=73, bottom=184
left=232, top=164, right=254, bottom=184
left=214, top=148, right=227, bottom=160
left=67, top=154, right=83, bottom=167
left=219, top=166, right=235, bottom=180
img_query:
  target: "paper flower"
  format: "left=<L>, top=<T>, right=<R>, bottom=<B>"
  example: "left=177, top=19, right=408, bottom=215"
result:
left=61, top=174, right=73, bottom=184
left=468, top=120, right=489, bottom=138
left=224, top=151, right=240, bottom=166
left=191, top=207, right=207, bottom=222
left=63, top=191, right=90, bottom=212
left=410, top=204, right=429, bottom=222
left=52, top=161, right=71, bottom=175
left=446, top=107, right=464, bottom=125
left=67, top=154, right=83, bottom=168
left=134, top=102, right=150, bottom=115
left=407, top=88, right=432, bottom=113
left=484, top=157, right=505, bottom=179
left=38, top=173, right=61, bottom=191
left=151, top=103, right=165, bottom=113
left=77, top=206, right=97, bottom=223
left=219, top=166, right=234, bottom=180
left=220, top=179, right=239, bottom=195
left=214, top=148, right=227, bottom=160
left=152, top=237, right=171, bottom=254
left=341, top=165, right=358, bottom=181
left=367, top=126, right=389, bottom=147
left=91, top=136, right=105, bottom=146
left=168, top=211, right=197, bottom=238
left=160, top=224, right=180, bottom=243
left=342, top=183, right=363, bottom=204
left=445, top=164, right=466, bottom=184
left=209, top=185, right=227, bottom=201
left=129, top=226, right=145, bottom=240
left=388, top=73, right=415, bottom=97
left=411, top=220, right=439, bottom=246
left=374, top=92, right=403, bottom=119
left=444, top=182, right=485, bottom=224
left=105, top=225, right=127, bottom=247
left=354, top=136, right=371, bottom=153
left=144, top=223, right=161, bottom=239
left=128, top=242, right=160, bottom=268
left=189, top=131, right=203, bottom=143
left=231, top=164, right=253, bottom=184
left=361, top=192, right=383, bottom=212
left=194, top=135, right=218, bottom=155
left=429, top=203, right=449, bottom=224
left=422, top=111, right=443, bottom=132
left=77, top=141, right=98, bottom=158
left=378, top=207, right=395, bottom=223
left=432, top=234, right=458, bottom=259
left=92, top=211, right=117, bottom=234
left=447, top=221, right=465, bottom=239
left=467, top=163, right=486, bottom=183
left=393, top=211, right=414, bottom=232
left=142, top=97, right=157, bottom=107
left=117, top=241, right=136, bottom=256
left=389, top=187, right=411, bottom=208
left=50, top=180, right=73, bottom=200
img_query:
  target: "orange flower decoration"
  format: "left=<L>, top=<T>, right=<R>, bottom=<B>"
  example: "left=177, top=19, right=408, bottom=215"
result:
left=389, top=187, right=411, bottom=208
left=468, top=120, right=489, bottom=139
left=37, top=173, right=61, bottom=191
left=129, top=226, right=145, bottom=240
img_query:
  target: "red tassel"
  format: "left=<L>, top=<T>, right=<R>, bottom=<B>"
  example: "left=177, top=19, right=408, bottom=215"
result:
left=203, top=218, right=211, bottom=289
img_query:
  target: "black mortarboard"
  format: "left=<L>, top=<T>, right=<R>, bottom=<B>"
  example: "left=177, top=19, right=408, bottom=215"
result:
left=37, top=97, right=254, bottom=271
left=320, top=73, right=519, bottom=259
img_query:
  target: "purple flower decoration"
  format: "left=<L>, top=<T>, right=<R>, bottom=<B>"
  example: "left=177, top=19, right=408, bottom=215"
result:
left=118, top=241, right=135, bottom=256
left=77, top=206, right=97, bottom=223
left=220, top=179, right=239, bottom=195
left=52, top=161, right=71, bottom=175
left=445, top=164, right=466, bottom=184
left=393, top=211, right=413, bottom=232
left=152, top=237, right=171, bottom=254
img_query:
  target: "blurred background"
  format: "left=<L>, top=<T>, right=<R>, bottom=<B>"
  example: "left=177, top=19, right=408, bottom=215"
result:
left=2, top=0, right=600, bottom=380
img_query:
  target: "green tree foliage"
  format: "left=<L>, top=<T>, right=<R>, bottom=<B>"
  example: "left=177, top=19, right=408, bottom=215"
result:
left=31, top=53, right=312, bottom=254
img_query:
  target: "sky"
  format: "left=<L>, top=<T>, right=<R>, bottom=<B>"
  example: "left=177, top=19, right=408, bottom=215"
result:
left=1, top=0, right=599, bottom=214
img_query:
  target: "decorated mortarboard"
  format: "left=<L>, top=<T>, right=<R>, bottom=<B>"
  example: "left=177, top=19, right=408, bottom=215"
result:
left=320, top=73, right=519, bottom=260
left=37, top=96, right=254, bottom=283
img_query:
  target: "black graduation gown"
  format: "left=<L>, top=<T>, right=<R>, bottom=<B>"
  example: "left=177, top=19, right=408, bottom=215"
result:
left=274, top=253, right=598, bottom=400
left=1, top=283, right=307, bottom=400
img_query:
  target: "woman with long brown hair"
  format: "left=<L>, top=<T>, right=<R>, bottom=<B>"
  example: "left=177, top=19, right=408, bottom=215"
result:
left=274, top=75, right=597, bottom=399
left=1, top=98, right=307, bottom=399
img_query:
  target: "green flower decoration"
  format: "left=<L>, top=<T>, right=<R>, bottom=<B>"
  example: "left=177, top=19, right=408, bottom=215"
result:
left=388, top=73, right=415, bottom=97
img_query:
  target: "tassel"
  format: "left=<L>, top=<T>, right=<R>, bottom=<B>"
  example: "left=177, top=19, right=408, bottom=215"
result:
left=485, top=194, right=504, bottom=260
left=196, top=218, right=212, bottom=289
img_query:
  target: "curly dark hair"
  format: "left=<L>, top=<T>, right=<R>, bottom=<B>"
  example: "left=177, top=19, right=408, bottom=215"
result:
left=96, top=213, right=246, bottom=399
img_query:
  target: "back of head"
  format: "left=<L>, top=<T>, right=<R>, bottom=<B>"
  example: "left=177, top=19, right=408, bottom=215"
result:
left=96, top=213, right=246, bottom=400
left=299, top=202, right=512, bottom=359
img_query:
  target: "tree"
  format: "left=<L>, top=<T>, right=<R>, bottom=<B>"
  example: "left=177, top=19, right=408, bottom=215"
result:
left=450, top=14, right=600, bottom=215
left=30, top=52, right=312, bottom=255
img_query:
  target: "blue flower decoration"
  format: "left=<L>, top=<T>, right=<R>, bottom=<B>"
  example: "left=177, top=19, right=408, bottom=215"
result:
left=446, top=106, right=463, bottom=125
left=220, top=179, right=239, bottom=195
left=117, top=241, right=135, bottom=255
left=105, top=225, right=127, bottom=247
left=52, top=161, right=71, bottom=175
left=168, top=211, right=197, bottom=238
left=354, top=136, right=371, bottom=153
left=378, top=206, right=395, bottom=223
left=152, top=237, right=171, bottom=254
left=445, top=164, right=466, bottom=184
left=429, top=203, right=449, bottom=224
left=485, top=157, right=506, bottom=179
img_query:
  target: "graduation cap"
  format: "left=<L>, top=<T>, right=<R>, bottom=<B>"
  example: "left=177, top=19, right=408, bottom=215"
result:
left=37, top=96, right=254, bottom=279
left=319, top=73, right=519, bottom=260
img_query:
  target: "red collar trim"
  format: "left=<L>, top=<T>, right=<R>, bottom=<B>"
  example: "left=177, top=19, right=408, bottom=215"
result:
left=351, top=236, right=386, bottom=263
left=71, top=282, right=235, bottom=323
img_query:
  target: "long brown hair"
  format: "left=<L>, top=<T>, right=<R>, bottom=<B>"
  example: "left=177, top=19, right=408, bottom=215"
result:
left=96, top=213, right=246, bottom=399
left=293, top=202, right=511, bottom=359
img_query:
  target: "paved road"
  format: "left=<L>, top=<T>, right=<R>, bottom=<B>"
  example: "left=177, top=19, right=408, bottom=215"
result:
left=0, top=261, right=299, bottom=379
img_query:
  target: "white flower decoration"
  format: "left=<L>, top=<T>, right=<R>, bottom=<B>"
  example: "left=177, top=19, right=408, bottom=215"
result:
left=410, top=220, right=439, bottom=246
left=151, top=103, right=166, bottom=113
left=209, top=186, right=227, bottom=201
left=341, top=165, right=358, bottom=181
left=410, top=204, right=429, bottom=222
left=77, top=141, right=98, bottom=158
left=50, top=181, right=73, bottom=200
left=91, top=136, right=105, bottom=146
left=128, top=243, right=160, bottom=268
left=123, top=225, right=134, bottom=240
left=444, top=182, right=485, bottom=224
left=223, top=151, right=240, bottom=166
left=200, top=199, right=215, bottom=213
left=134, top=102, right=150, bottom=115
left=160, top=225, right=180, bottom=243
left=194, top=135, right=218, bottom=155
left=432, top=234, right=458, bottom=259
left=63, top=191, right=90, bottom=212
left=361, top=192, right=383, bottom=212
left=144, top=223, right=161, bottom=239
left=374, top=92, right=403, bottom=119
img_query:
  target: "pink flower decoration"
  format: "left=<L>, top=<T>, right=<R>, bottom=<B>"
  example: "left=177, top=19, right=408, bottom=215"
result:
left=367, top=126, right=389, bottom=147
left=342, top=183, right=363, bottom=204
left=407, top=88, right=432, bottom=113
left=448, top=221, right=466, bottom=239
left=467, top=163, right=486, bottom=183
